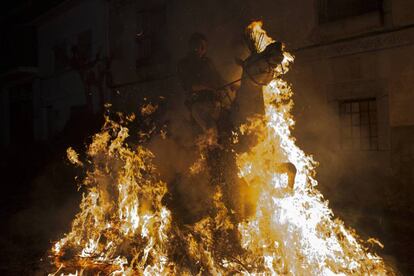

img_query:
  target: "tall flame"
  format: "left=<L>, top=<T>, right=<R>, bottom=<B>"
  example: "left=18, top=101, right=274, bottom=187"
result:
left=235, top=21, right=390, bottom=275
left=47, top=21, right=393, bottom=275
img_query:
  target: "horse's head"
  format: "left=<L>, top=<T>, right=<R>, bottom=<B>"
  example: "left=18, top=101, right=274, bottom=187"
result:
left=241, top=41, right=284, bottom=87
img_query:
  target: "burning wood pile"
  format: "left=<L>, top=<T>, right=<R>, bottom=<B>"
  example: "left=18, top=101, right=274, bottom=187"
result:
left=47, top=22, right=393, bottom=275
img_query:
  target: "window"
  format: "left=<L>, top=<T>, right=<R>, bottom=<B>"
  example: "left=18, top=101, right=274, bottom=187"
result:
left=319, top=0, right=382, bottom=23
left=339, top=98, right=378, bottom=151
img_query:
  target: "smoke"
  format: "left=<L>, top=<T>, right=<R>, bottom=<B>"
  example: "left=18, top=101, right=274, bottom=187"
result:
left=289, top=69, right=392, bottom=241
left=141, top=89, right=217, bottom=224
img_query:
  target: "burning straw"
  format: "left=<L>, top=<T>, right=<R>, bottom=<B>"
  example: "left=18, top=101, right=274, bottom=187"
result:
left=47, top=21, right=393, bottom=275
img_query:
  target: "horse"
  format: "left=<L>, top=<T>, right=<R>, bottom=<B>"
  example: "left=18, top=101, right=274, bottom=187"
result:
left=230, top=40, right=297, bottom=207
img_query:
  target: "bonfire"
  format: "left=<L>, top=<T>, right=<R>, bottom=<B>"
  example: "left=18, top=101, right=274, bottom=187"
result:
left=47, top=22, right=393, bottom=275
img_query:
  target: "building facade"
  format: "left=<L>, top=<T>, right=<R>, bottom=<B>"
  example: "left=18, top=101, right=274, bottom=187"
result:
left=0, top=0, right=110, bottom=147
left=1, top=0, right=413, bottom=212
left=34, top=0, right=110, bottom=141
left=105, top=0, right=414, bottom=213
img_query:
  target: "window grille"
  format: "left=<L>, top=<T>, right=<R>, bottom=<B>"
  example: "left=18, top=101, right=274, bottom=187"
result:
left=339, top=98, right=378, bottom=151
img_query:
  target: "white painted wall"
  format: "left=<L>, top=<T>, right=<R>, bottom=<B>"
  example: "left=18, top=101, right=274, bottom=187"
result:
left=35, top=0, right=108, bottom=140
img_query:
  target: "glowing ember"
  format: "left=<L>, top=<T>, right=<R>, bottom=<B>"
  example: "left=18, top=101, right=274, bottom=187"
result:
left=66, top=147, right=83, bottom=167
left=47, top=21, right=393, bottom=275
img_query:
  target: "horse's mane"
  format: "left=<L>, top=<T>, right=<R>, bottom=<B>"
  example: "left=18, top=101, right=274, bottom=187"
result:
left=245, top=21, right=275, bottom=54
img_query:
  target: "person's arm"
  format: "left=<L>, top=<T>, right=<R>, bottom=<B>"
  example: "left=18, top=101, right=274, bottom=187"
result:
left=205, top=58, right=227, bottom=89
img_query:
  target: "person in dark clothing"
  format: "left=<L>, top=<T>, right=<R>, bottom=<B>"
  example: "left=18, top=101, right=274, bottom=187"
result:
left=175, top=33, right=240, bottom=226
left=177, top=33, right=227, bottom=137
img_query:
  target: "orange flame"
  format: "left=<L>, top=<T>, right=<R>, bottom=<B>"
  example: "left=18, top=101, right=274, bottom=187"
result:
left=47, top=21, right=393, bottom=275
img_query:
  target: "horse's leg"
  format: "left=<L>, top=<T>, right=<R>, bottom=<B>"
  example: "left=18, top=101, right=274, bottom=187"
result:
left=275, top=162, right=297, bottom=190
